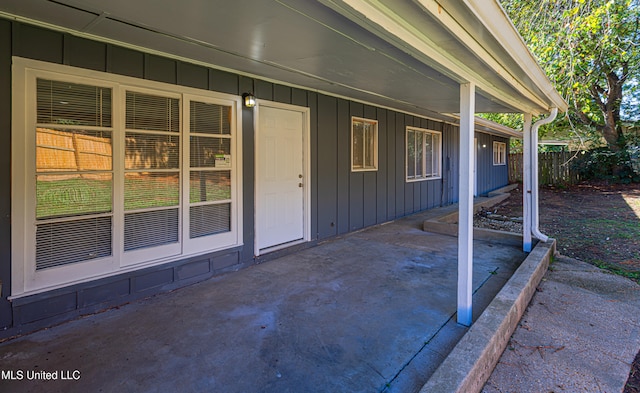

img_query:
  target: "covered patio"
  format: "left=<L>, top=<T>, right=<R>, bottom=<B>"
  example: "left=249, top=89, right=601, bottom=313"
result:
left=0, top=202, right=539, bottom=392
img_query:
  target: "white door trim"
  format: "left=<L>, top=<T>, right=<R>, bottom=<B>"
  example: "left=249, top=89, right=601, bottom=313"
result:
left=254, top=100, right=311, bottom=256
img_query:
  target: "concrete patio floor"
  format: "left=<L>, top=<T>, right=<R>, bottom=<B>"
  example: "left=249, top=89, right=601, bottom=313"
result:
left=0, top=207, right=528, bottom=393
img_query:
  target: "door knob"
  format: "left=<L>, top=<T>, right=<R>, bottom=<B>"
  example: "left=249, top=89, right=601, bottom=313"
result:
left=298, top=183, right=303, bottom=188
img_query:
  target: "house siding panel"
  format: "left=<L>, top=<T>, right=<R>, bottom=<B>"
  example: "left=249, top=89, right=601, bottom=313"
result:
left=376, top=108, right=388, bottom=224
left=317, top=94, right=338, bottom=239
left=134, top=269, right=175, bottom=293
left=475, top=134, right=509, bottom=195
left=209, top=68, right=239, bottom=95
left=0, top=19, right=11, bottom=329
left=395, top=113, right=405, bottom=217
left=350, top=173, right=364, bottom=231
left=349, top=102, right=364, bottom=231
left=65, top=35, right=106, bottom=72
left=15, top=292, right=77, bottom=325
left=177, top=62, right=208, bottom=90
left=362, top=105, right=377, bottom=227
left=79, top=280, right=131, bottom=308
left=0, top=19, right=509, bottom=334
left=144, top=54, right=177, bottom=84
left=255, top=79, right=273, bottom=101
left=336, top=99, right=350, bottom=235
left=308, top=92, right=319, bottom=240
left=176, top=259, right=211, bottom=281
left=211, top=252, right=240, bottom=271
left=12, top=23, right=63, bottom=64
left=109, top=45, right=144, bottom=78
left=240, top=94, right=255, bottom=264
left=363, top=172, right=377, bottom=227
left=291, top=88, right=307, bottom=107
left=274, top=85, right=292, bottom=104
left=386, top=111, right=397, bottom=220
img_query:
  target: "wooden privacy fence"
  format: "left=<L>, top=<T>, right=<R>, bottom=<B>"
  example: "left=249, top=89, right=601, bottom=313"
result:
left=509, top=151, right=581, bottom=186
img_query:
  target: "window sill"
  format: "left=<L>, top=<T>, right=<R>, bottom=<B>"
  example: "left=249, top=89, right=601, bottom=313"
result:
left=406, top=176, right=442, bottom=183
left=351, top=168, right=378, bottom=172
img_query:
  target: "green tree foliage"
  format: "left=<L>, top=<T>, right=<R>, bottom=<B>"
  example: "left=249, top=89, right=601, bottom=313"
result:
left=499, top=0, right=640, bottom=151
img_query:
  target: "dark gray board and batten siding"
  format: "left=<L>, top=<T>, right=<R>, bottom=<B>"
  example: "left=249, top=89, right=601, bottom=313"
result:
left=0, top=19, right=509, bottom=335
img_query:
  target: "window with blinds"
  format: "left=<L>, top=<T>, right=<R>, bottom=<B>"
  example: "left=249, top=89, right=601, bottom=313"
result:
left=35, top=79, right=114, bottom=270
left=14, top=59, right=240, bottom=295
left=124, top=91, right=180, bottom=251
left=189, top=101, right=232, bottom=238
left=406, top=127, right=441, bottom=181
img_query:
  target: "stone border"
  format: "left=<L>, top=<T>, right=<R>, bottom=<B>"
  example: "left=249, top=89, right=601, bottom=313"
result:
left=419, top=238, right=556, bottom=392
left=423, top=183, right=522, bottom=246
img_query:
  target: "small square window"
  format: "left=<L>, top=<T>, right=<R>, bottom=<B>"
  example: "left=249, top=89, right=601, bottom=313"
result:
left=351, top=117, right=378, bottom=171
left=493, top=141, right=507, bottom=165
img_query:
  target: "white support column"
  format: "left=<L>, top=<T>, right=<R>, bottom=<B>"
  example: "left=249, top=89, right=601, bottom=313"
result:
left=457, top=82, right=475, bottom=327
left=522, top=113, right=533, bottom=252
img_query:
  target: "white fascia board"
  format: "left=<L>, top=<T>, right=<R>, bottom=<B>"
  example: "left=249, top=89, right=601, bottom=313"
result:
left=444, top=113, right=523, bottom=138
left=473, top=117, right=522, bottom=138
left=463, top=0, right=568, bottom=113
left=320, top=0, right=550, bottom=114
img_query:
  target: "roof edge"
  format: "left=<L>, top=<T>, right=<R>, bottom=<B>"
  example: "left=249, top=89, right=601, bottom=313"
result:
left=462, top=0, right=568, bottom=113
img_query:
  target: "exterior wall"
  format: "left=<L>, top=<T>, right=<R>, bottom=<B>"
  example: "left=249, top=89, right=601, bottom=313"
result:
left=0, top=19, right=507, bottom=336
left=476, top=132, right=510, bottom=195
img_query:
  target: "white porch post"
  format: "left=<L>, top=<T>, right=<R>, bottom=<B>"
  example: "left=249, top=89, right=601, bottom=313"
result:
left=458, top=82, right=475, bottom=326
left=522, top=113, right=533, bottom=252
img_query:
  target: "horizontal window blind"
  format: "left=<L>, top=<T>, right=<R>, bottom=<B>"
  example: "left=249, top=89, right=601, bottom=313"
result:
left=190, top=203, right=231, bottom=239
left=188, top=100, right=233, bottom=241
left=190, top=101, right=231, bottom=135
left=124, top=90, right=181, bottom=252
left=35, top=78, right=114, bottom=271
left=37, top=79, right=112, bottom=127
left=124, top=209, right=179, bottom=251
left=126, top=91, right=179, bottom=132
left=36, top=216, right=112, bottom=270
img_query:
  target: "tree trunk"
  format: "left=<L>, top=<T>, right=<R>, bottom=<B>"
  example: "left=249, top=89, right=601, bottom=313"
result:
left=594, top=70, right=625, bottom=151
left=600, top=117, right=623, bottom=151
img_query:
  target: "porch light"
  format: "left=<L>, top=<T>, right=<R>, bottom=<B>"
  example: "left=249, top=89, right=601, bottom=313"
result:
left=243, top=93, right=256, bottom=108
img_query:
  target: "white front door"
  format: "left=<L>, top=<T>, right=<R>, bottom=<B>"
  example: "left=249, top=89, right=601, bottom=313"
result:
left=256, top=105, right=306, bottom=251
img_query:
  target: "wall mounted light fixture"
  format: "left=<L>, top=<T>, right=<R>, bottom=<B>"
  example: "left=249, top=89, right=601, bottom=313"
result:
left=242, top=93, right=256, bottom=108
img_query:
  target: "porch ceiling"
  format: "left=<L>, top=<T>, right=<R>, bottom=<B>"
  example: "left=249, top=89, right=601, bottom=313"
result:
left=0, top=0, right=566, bottom=122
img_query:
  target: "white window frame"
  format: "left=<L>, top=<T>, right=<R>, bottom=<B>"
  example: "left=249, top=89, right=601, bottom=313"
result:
left=11, top=57, right=243, bottom=297
left=493, top=141, right=507, bottom=166
left=351, top=117, right=378, bottom=172
left=405, top=126, right=442, bottom=182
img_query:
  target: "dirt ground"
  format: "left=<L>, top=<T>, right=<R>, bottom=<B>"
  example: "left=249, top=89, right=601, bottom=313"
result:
left=480, top=181, right=640, bottom=392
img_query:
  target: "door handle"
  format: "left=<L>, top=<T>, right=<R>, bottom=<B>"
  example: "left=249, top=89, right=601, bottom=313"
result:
left=298, top=183, right=303, bottom=188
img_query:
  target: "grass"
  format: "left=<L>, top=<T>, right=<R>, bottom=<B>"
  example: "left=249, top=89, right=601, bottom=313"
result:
left=592, top=260, right=640, bottom=283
